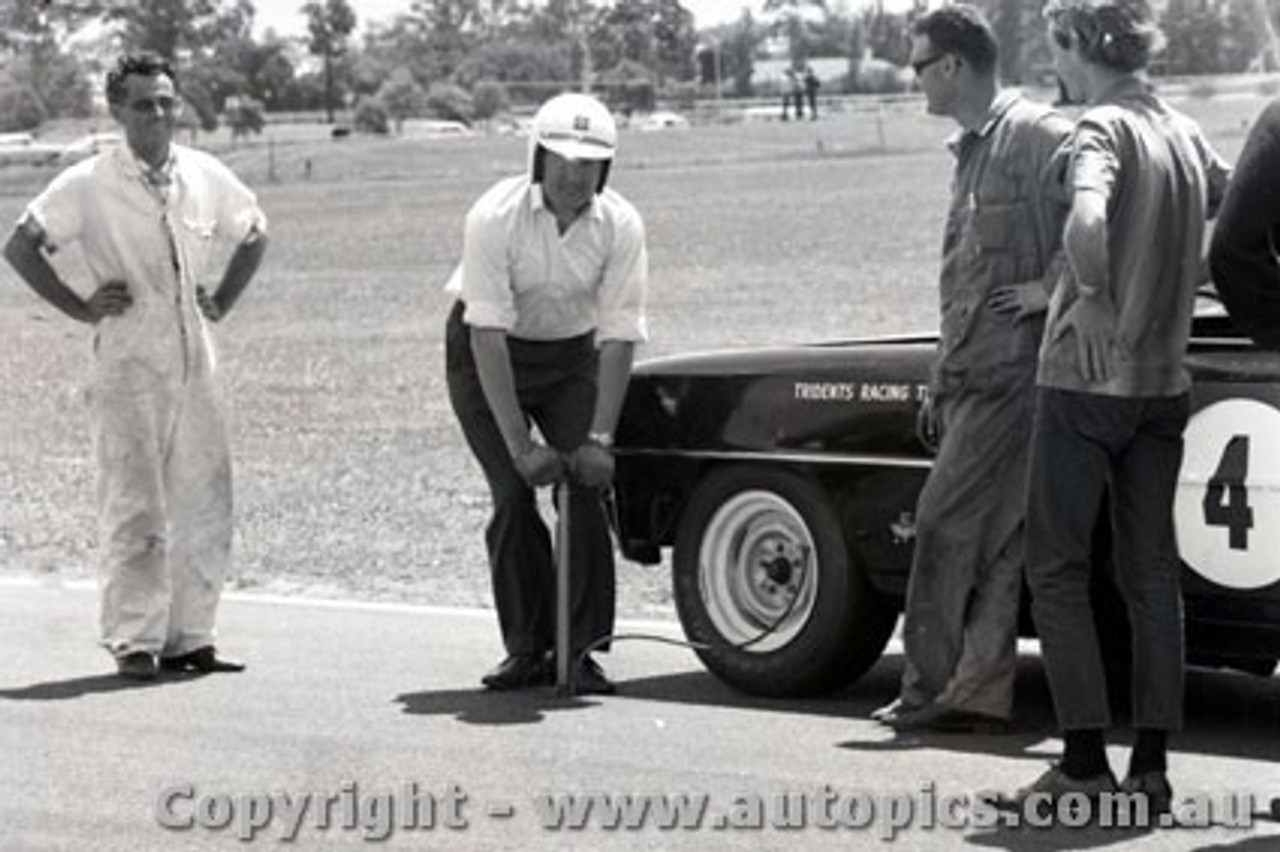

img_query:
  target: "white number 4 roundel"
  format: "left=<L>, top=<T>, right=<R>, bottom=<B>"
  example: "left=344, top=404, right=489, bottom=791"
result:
left=1175, top=398, right=1280, bottom=590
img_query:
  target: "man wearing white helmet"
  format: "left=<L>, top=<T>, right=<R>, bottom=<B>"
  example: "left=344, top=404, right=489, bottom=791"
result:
left=445, top=92, right=649, bottom=695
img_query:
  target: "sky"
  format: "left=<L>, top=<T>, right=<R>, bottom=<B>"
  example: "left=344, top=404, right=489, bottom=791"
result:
left=253, top=0, right=919, bottom=39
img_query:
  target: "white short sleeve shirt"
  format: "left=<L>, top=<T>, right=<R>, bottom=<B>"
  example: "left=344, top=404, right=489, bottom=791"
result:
left=455, top=175, right=649, bottom=343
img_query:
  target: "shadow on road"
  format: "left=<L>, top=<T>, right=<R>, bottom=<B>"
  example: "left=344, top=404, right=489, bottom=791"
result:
left=619, top=653, right=1056, bottom=725
left=0, top=671, right=202, bottom=700
left=965, top=822, right=1156, bottom=851
left=393, top=686, right=601, bottom=726
left=616, top=651, right=1280, bottom=767
left=837, top=657, right=1280, bottom=766
left=1190, top=834, right=1280, bottom=851
left=964, top=804, right=1280, bottom=852
left=617, top=643, right=922, bottom=715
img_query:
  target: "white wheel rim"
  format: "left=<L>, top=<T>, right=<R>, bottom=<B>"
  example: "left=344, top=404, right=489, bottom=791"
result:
left=697, top=489, right=819, bottom=653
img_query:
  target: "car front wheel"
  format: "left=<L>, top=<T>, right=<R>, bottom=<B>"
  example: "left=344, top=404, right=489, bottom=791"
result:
left=672, top=465, right=897, bottom=696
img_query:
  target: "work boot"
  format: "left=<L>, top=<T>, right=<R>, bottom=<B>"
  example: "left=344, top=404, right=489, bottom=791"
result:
left=996, top=763, right=1119, bottom=819
left=116, top=651, right=158, bottom=681
left=573, top=655, right=616, bottom=695
left=1120, top=770, right=1174, bottom=817
left=481, top=653, right=552, bottom=690
left=160, top=646, right=245, bottom=673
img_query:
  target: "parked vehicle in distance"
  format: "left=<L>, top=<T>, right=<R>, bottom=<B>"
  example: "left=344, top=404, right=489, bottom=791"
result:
left=635, top=110, right=692, bottom=132
left=488, top=115, right=530, bottom=136
left=0, top=133, right=64, bottom=167
left=612, top=298, right=1280, bottom=696
left=399, top=119, right=473, bottom=139
left=742, top=106, right=784, bottom=123
left=57, top=132, right=123, bottom=164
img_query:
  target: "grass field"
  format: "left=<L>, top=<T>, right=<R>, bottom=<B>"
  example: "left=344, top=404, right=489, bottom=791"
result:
left=0, top=88, right=1269, bottom=615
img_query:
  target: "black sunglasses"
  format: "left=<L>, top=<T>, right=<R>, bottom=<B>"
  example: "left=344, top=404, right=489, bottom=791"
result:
left=910, top=53, right=949, bottom=75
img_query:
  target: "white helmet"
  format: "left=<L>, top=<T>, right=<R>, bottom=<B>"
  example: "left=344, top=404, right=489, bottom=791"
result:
left=531, top=93, right=617, bottom=162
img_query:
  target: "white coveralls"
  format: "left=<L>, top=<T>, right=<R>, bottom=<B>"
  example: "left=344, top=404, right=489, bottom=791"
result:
left=23, top=144, right=266, bottom=658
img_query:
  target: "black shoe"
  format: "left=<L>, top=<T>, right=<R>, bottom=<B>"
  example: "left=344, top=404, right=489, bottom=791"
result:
left=117, top=651, right=158, bottom=681
left=573, top=655, right=616, bottom=695
left=884, top=702, right=1010, bottom=734
left=1120, top=770, right=1173, bottom=817
left=482, top=654, right=552, bottom=690
left=996, top=763, right=1119, bottom=815
left=871, top=697, right=926, bottom=724
left=160, top=646, right=245, bottom=673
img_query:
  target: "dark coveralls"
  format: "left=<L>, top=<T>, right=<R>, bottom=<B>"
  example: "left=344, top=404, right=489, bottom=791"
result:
left=899, top=92, right=1071, bottom=719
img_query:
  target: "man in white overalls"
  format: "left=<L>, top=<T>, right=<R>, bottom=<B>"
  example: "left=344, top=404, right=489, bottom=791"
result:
left=4, top=52, right=268, bottom=681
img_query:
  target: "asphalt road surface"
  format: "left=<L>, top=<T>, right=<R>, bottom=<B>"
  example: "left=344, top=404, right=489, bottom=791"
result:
left=2, top=578, right=1278, bottom=851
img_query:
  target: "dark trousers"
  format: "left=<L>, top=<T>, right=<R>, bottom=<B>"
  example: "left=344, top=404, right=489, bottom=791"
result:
left=781, top=92, right=803, bottom=120
left=445, top=301, right=615, bottom=657
left=1025, top=387, right=1190, bottom=732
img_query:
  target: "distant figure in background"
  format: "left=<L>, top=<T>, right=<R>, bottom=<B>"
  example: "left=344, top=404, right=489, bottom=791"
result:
left=871, top=4, right=1072, bottom=735
left=803, top=65, right=821, bottom=120
left=2, top=52, right=268, bottom=681
left=1209, top=96, right=1280, bottom=348
left=781, top=68, right=804, bottom=121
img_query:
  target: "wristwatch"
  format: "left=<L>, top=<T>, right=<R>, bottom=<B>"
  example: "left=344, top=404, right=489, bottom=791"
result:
left=586, top=431, right=615, bottom=449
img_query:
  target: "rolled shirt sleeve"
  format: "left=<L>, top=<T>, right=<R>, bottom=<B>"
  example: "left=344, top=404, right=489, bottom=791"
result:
left=459, top=203, right=518, bottom=331
left=23, top=164, right=88, bottom=250
left=1070, top=116, right=1120, bottom=202
left=223, top=192, right=267, bottom=241
left=596, top=205, right=649, bottom=344
left=209, top=157, right=267, bottom=240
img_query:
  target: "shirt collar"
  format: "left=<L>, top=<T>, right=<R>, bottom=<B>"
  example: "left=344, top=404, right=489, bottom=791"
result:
left=1089, top=74, right=1153, bottom=107
left=946, top=88, right=1020, bottom=153
left=117, top=143, right=178, bottom=189
left=530, top=181, right=604, bottom=223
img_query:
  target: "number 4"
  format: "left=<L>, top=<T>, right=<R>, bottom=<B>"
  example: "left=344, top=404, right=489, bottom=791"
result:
left=1202, top=435, right=1254, bottom=550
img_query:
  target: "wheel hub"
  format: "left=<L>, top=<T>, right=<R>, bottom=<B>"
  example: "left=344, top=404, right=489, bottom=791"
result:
left=759, top=543, right=799, bottom=587
left=697, top=489, right=820, bottom=652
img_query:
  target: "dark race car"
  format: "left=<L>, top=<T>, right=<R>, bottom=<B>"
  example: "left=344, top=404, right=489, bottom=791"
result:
left=612, top=301, right=1280, bottom=697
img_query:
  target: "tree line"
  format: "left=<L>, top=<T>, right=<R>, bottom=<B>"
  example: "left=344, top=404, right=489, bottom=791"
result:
left=1, top=0, right=1277, bottom=134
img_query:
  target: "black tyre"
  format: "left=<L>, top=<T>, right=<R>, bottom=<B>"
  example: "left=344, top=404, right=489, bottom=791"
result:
left=672, top=465, right=897, bottom=697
